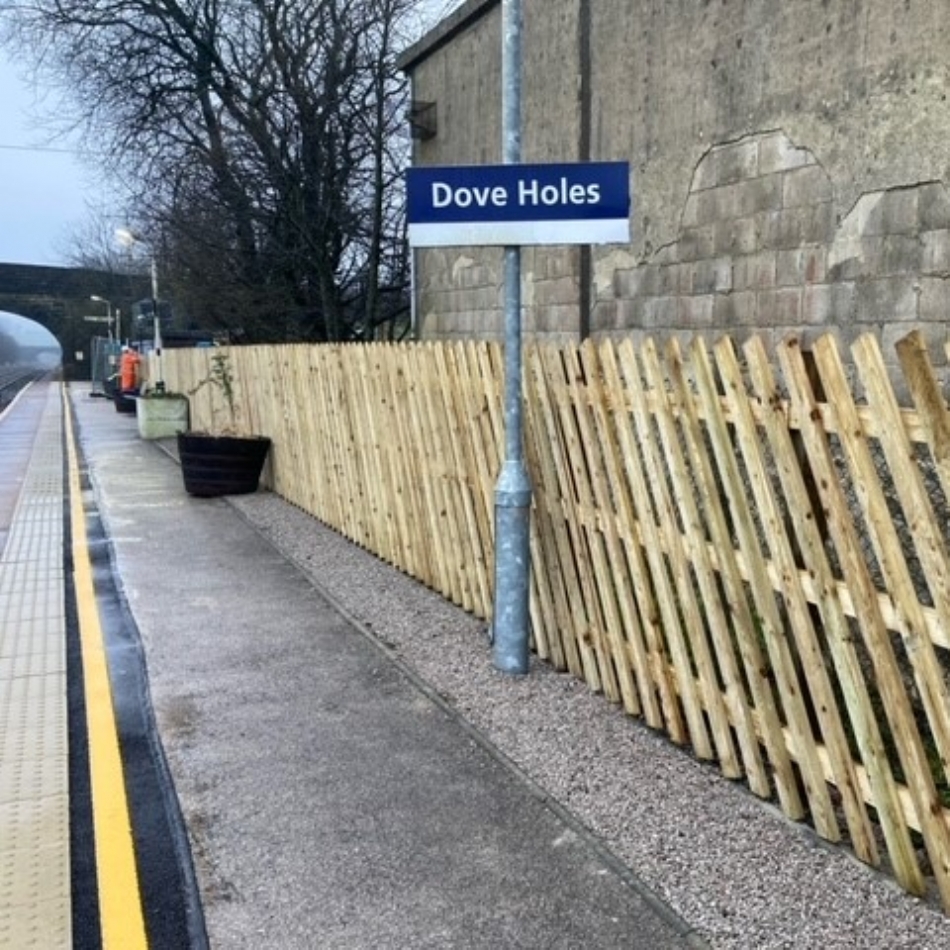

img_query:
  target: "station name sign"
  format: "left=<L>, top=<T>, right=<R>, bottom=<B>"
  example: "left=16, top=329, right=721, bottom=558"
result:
left=407, top=161, right=630, bottom=247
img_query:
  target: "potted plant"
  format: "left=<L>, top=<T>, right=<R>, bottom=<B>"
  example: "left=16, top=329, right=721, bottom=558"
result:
left=177, top=351, right=271, bottom=497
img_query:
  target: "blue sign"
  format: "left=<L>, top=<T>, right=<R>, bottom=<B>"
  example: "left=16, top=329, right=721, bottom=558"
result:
left=407, top=161, right=630, bottom=247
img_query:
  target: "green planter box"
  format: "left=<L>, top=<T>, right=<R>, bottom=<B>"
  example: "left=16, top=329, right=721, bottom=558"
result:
left=136, top=394, right=190, bottom=440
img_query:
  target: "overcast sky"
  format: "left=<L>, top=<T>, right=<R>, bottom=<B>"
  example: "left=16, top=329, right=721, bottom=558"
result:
left=0, top=1, right=465, bottom=270
left=0, top=51, right=105, bottom=267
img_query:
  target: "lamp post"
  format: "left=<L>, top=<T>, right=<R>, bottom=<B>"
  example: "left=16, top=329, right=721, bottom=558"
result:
left=116, top=227, right=165, bottom=392
left=492, top=0, right=531, bottom=675
left=90, top=295, right=115, bottom=342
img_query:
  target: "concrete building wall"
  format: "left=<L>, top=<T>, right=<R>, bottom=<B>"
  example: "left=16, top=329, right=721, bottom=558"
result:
left=401, top=0, right=950, bottom=367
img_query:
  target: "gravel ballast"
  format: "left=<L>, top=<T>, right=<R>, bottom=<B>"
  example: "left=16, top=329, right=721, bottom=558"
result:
left=230, top=491, right=950, bottom=950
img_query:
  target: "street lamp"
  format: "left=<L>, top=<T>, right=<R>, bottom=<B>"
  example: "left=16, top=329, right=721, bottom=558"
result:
left=90, top=295, right=116, bottom=341
left=116, top=227, right=165, bottom=392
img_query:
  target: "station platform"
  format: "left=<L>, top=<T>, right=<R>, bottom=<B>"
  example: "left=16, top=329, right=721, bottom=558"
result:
left=1, top=381, right=70, bottom=947
left=0, top=380, right=704, bottom=948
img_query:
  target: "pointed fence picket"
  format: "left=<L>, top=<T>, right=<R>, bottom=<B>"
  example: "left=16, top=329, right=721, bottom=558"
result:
left=164, top=329, right=950, bottom=910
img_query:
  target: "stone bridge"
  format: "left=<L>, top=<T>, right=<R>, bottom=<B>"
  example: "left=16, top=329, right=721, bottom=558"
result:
left=0, top=263, right=150, bottom=380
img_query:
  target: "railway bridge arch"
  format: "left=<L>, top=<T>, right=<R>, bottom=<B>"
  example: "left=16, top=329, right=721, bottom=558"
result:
left=0, top=262, right=149, bottom=379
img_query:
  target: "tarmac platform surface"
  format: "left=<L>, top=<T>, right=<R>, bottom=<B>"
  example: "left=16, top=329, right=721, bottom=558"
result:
left=67, top=383, right=704, bottom=948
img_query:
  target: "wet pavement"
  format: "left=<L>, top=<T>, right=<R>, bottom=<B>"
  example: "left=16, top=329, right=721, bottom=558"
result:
left=69, top=384, right=706, bottom=948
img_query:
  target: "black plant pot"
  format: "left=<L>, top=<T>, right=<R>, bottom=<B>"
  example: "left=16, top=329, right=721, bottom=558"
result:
left=114, top=391, right=137, bottom=414
left=177, top=432, right=271, bottom=497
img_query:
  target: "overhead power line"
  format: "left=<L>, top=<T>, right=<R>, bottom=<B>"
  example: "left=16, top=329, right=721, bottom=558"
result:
left=0, top=142, right=77, bottom=154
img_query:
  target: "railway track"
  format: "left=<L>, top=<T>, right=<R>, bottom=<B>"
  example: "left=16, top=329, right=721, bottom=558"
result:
left=0, top=366, right=46, bottom=411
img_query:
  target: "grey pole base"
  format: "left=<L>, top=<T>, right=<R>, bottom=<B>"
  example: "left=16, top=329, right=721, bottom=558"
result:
left=492, top=458, right=532, bottom=675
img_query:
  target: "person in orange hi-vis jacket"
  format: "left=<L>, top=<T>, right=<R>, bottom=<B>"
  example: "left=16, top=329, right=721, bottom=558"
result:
left=119, top=344, right=142, bottom=394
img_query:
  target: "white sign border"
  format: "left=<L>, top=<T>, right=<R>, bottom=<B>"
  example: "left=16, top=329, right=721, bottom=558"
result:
left=408, top=217, right=630, bottom=248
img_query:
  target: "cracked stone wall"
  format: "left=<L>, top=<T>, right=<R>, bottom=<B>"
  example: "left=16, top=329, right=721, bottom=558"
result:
left=404, top=0, right=950, bottom=369
left=597, top=131, right=950, bottom=369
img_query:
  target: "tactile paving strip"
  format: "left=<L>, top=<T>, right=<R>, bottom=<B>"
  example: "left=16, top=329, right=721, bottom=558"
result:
left=0, top=386, right=70, bottom=949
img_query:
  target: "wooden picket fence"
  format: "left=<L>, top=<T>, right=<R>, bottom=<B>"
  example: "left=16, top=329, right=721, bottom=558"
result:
left=164, top=330, right=950, bottom=909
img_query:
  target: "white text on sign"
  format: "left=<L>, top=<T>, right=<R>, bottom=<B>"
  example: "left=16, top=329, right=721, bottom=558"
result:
left=432, top=178, right=603, bottom=210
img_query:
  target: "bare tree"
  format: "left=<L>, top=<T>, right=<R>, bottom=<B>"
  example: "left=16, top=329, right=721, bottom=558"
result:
left=3, top=0, right=422, bottom=341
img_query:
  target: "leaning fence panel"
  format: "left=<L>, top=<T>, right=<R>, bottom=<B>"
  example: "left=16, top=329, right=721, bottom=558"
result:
left=164, top=331, right=950, bottom=911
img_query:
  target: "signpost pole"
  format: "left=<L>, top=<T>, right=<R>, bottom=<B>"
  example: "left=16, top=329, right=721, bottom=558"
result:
left=492, top=0, right=532, bottom=675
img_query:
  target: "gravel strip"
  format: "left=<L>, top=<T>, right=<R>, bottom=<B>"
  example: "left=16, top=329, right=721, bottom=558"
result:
left=231, top=491, right=950, bottom=950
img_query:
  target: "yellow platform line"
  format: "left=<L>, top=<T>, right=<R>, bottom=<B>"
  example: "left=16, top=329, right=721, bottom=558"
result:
left=63, top=386, right=149, bottom=950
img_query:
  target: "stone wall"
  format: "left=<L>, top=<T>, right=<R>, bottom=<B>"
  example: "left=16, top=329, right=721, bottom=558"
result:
left=598, top=131, right=950, bottom=364
left=401, top=0, right=950, bottom=370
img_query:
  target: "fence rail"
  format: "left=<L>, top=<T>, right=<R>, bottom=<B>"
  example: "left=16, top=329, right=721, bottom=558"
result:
left=164, top=330, right=950, bottom=909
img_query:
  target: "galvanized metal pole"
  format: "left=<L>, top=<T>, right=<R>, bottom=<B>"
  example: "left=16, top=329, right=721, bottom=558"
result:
left=150, top=254, right=165, bottom=392
left=492, top=0, right=532, bottom=675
